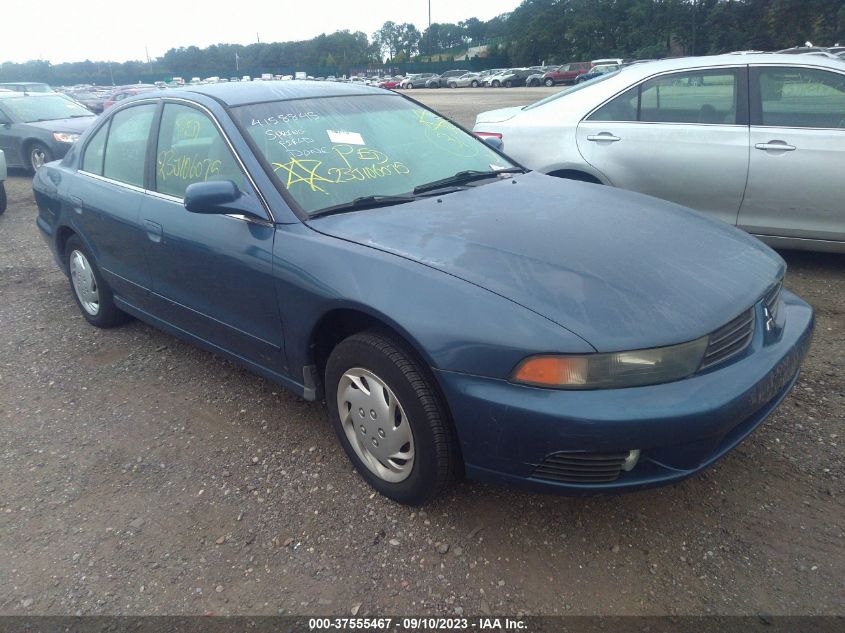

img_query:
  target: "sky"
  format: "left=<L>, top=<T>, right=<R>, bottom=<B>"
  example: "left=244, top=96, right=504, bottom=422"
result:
left=2, top=0, right=521, bottom=65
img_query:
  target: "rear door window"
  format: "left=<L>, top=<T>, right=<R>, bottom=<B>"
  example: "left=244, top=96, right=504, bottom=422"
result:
left=753, top=67, right=845, bottom=129
left=102, top=103, right=156, bottom=187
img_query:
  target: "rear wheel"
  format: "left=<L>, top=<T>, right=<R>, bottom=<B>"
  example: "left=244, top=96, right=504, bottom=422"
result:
left=470, top=80, right=479, bottom=88
left=504, top=80, right=513, bottom=88
left=28, top=142, right=53, bottom=174
left=64, top=235, right=130, bottom=328
left=325, top=330, right=456, bottom=505
left=544, top=78, right=554, bottom=87
left=492, top=80, right=500, bottom=87
left=448, top=82, right=457, bottom=88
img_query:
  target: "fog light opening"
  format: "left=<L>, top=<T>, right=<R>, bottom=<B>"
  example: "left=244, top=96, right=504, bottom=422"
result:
left=621, top=449, right=641, bottom=472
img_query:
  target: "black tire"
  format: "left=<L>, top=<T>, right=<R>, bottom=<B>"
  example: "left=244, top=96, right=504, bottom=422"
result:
left=544, top=78, right=555, bottom=87
left=28, top=141, right=53, bottom=174
left=448, top=82, right=457, bottom=88
left=0, top=181, right=6, bottom=216
left=504, top=80, right=513, bottom=88
left=492, top=80, right=500, bottom=87
left=325, top=329, right=456, bottom=505
left=407, top=83, right=414, bottom=89
left=470, top=80, right=479, bottom=88
left=64, top=235, right=130, bottom=328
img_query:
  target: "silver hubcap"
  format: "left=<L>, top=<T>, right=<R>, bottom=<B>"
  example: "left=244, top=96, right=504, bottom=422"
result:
left=69, top=250, right=100, bottom=316
left=337, top=368, right=415, bottom=483
left=31, top=148, right=48, bottom=170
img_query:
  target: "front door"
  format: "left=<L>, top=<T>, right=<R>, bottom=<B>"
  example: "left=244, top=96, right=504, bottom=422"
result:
left=140, top=101, right=284, bottom=371
left=739, top=65, right=845, bottom=243
left=576, top=67, right=750, bottom=226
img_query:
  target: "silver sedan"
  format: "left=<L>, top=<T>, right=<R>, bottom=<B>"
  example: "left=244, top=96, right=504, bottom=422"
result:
left=474, top=54, right=845, bottom=253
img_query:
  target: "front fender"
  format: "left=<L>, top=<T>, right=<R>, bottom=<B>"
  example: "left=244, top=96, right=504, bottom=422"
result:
left=273, top=222, right=595, bottom=381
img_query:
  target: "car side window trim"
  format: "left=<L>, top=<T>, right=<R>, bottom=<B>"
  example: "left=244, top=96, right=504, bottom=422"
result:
left=583, top=65, right=749, bottom=127
left=749, top=64, right=845, bottom=131
left=154, top=97, right=273, bottom=222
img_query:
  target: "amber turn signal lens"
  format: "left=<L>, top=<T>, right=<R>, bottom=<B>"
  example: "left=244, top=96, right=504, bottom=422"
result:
left=513, top=356, right=588, bottom=387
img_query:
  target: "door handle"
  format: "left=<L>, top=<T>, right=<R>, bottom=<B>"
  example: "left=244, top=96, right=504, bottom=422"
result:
left=755, top=141, right=796, bottom=152
left=586, top=133, right=621, bottom=143
left=70, top=195, right=83, bottom=215
left=143, top=220, right=163, bottom=243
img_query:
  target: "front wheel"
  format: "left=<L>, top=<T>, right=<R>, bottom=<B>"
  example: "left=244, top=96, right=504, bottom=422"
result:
left=492, top=80, right=500, bottom=87
left=28, top=142, right=53, bottom=174
left=65, top=235, right=130, bottom=328
left=407, top=83, right=414, bottom=89
left=470, top=80, right=479, bottom=88
left=448, top=82, right=457, bottom=88
left=504, top=80, right=513, bottom=88
left=0, top=181, right=6, bottom=215
left=325, top=330, right=457, bottom=505
left=544, top=78, right=554, bottom=87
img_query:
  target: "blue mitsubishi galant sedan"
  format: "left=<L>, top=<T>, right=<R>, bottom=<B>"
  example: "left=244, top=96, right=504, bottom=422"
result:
left=34, top=81, right=814, bottom=505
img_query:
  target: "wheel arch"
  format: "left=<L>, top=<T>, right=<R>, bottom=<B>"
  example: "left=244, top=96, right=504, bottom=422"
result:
left=308, top=306, right=437, bottom=395
left=310, top=305, right=465, bottom=475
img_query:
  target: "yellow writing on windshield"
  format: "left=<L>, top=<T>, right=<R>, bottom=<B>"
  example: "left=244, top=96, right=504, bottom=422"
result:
left=414, top=109, right=480, bottom=158
left=273, top=157, right=334, bottom=193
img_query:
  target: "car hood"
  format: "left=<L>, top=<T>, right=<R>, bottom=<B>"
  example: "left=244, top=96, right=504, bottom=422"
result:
left=25, top=117, right=96, bottom=133
left=475, top=106, right=523, bottom=125
left=308, top=173, right=784, bottom=352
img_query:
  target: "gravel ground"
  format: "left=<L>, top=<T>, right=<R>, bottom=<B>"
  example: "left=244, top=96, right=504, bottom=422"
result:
left=0, top=88, right=842, bottom=617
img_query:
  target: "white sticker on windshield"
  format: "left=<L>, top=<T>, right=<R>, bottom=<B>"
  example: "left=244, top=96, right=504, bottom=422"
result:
left=327, top=130, right=365, bottom=145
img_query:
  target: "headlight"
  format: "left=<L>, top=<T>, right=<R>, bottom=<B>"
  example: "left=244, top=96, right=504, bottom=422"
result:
left=512, top=337, right=708, bottom=390
left=52, top=132, right=80, bottom=144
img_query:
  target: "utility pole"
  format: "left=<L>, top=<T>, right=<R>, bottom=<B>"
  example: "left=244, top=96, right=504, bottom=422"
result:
left=428, top=0, right=432, bottom=58
left=691, top=0, right=697, bottom=56
left=235, top=51, right=240, bottom=72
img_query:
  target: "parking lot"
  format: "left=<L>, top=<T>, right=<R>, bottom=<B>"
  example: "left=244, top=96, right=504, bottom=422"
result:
left=0, top=87, right=843, bottom=617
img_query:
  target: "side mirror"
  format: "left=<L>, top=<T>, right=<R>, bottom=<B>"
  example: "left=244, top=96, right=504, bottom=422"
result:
left=184, top=180, right=266, bottom=220
left=482, top=136, right=504, bottom=152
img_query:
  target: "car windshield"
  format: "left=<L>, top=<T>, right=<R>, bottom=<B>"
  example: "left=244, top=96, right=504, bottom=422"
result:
left=232, top=94, right=517, bottom=216
left=523, top=70, right=621, bottom=110
left=2, top=95, right=94, bottom=122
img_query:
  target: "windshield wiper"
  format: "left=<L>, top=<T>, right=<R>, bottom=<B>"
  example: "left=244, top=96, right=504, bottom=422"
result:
left=413, top=168, right=524, bottom=194
left=309, top=194, right=418, bottom=219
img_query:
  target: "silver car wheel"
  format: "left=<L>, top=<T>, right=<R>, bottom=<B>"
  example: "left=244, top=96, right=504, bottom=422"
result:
left=69, top=250, right=100, bottom=316
left=31, top=147, right=49, bottom=170
left=337, top=367, right=415, bottom=483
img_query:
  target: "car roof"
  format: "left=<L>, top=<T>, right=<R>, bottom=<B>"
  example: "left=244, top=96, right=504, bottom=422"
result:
left=169, top=79, right=386, bottom=106
left=621, top=53, right=845, bottom=74
left=0, top=91, right=61, bottom=100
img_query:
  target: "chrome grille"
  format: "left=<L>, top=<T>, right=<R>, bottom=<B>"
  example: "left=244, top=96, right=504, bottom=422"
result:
left=700, top=307, right=755, bottom=370
left=532, top=451, right=628, bottom=484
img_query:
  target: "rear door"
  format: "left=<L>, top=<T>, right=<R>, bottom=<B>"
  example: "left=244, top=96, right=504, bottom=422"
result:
left=738, top=65, right=845, bottom=243
left=576, top=66, right=750, bottom=226
left=70, top=102, right=157, bottom=307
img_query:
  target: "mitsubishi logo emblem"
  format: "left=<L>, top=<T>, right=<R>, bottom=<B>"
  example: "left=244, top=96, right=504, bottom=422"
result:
left=763, top=306, right=776, bottom=332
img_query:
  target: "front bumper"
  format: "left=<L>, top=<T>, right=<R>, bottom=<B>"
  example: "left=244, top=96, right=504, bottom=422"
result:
left=436, top=290, right=814, bottom=494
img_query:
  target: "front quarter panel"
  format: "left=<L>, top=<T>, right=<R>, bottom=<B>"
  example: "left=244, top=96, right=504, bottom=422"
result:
left=274, top=222, right=595, bottom=381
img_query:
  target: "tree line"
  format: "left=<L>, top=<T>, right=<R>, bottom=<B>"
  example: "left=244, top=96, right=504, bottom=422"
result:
left=1, top=1, right=843, bottom=86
